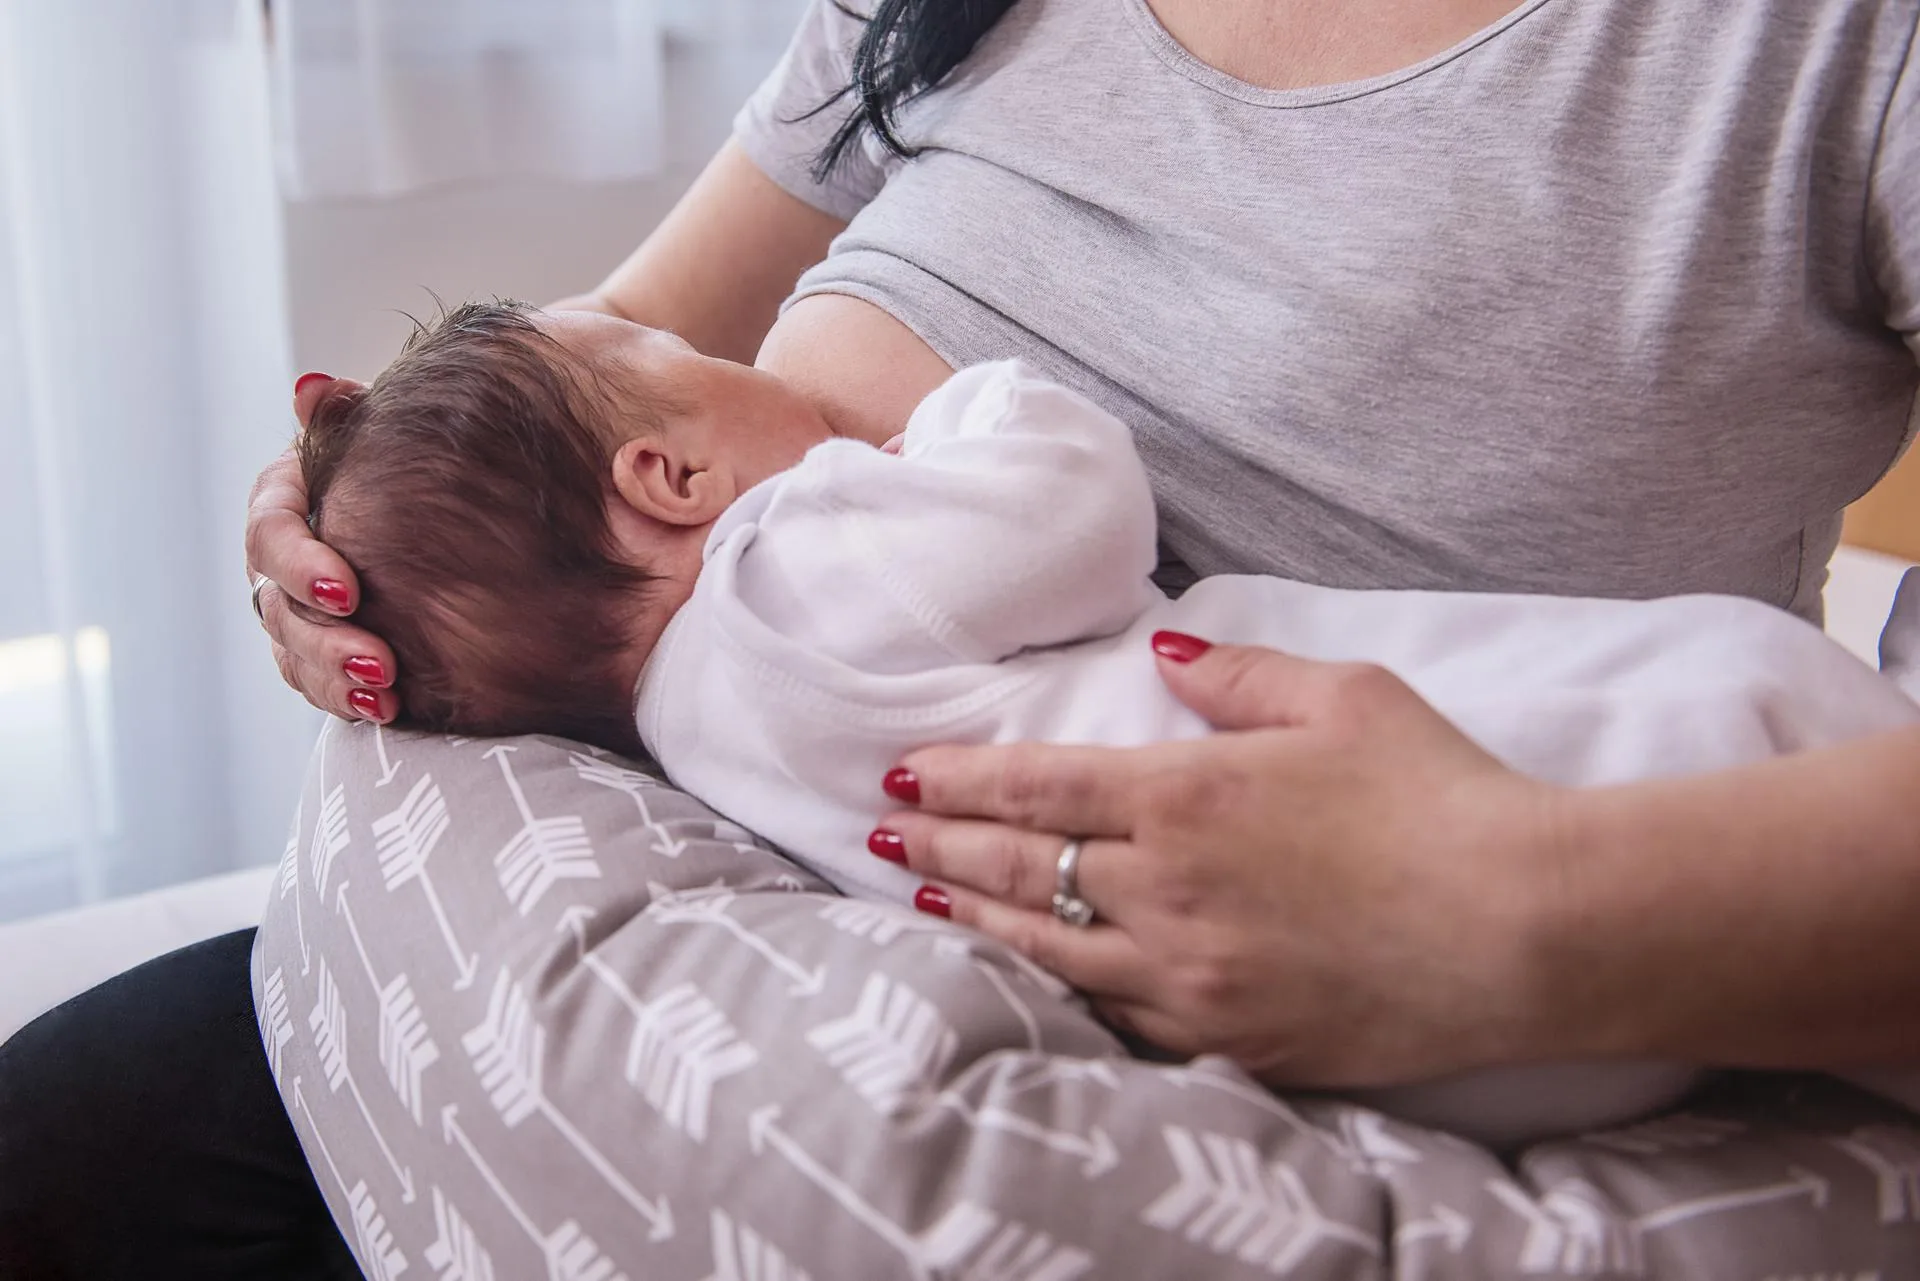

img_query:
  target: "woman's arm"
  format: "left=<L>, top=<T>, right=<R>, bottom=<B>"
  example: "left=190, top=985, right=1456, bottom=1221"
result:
left=247, top=140, right=845, bottom=722
left=552, top=139, right=845, bottom=364
left=874, top=637, right=1920, bottom=1086
left=1545, top=719, right=1920, bottom=1068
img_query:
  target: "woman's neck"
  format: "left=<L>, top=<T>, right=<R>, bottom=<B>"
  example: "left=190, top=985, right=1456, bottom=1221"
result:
left=1144, top=0, right=1530, bottom=91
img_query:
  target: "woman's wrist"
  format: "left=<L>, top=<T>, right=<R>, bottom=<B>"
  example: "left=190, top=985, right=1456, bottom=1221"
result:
left=1506, top=728, right=1920, bottom=1070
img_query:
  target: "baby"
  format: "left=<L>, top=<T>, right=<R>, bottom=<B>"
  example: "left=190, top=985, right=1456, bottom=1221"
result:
left=303, top=299, right=1920, bottom=1144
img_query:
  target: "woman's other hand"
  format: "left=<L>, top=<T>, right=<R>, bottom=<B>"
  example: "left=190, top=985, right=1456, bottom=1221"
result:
left=244, top=372, right=397, bottom=723
left=874, top=635, right=1567, bottom=1089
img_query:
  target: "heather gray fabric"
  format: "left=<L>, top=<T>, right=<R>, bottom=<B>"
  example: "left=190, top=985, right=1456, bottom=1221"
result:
left=255, top=723, right=1920, bottom=1279
left=738, top=0, right=1920, bottom=623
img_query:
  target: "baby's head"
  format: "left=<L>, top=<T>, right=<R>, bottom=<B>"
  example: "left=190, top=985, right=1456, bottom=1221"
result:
left=298, top=300, right=830, bottom=753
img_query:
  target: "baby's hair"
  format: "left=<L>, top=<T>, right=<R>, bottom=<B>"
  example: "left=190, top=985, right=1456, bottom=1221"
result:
left=298, top=300, right=655, bottom=755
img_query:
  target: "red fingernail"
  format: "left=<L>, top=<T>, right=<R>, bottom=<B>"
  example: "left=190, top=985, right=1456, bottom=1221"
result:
left=346, top=688, right=382, bottom=720
left=343, top=656, right=389, bottom=687
left=882, top=768, right=921, bottom=804
left=294, top=371, right=333, bottom=396
left=1151, top=630, right=1213, bottom=663
left=913, top=885, right=951, bottom=918
left=868, top=828, right=907, bottom=864
left=312, top=579, right=352, bottom=613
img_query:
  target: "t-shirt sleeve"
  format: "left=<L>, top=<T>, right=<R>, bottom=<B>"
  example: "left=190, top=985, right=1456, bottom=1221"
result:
left=1868, top=17, right=1920, bottom=366
left=732, top=0, right=889, bottom=222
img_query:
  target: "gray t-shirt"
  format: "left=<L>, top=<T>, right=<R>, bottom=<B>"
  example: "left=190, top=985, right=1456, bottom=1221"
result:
left=736, top=0, right=1920, bottom=620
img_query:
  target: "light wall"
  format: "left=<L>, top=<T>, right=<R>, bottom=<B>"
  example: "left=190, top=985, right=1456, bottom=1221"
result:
left=282, top=167, right=698, bottom=382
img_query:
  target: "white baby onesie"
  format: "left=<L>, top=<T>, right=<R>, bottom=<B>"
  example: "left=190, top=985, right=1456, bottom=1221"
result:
left=636, top=361, right=1920, bottom=1143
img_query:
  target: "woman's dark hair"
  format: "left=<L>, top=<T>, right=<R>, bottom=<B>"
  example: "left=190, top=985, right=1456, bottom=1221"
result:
left=812, top=0, right=1020, bottom=180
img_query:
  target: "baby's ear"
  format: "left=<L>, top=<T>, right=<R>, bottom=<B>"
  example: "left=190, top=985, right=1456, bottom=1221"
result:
left=610, top=437, right=727, bottom=527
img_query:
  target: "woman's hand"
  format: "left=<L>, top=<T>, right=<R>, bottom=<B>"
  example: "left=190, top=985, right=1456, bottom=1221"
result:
left=873, top=634, right=1569, bottom=1089
left=243, top=373, right=397, bottom=723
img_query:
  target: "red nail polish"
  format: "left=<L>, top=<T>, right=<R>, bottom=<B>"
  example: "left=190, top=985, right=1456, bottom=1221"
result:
left=913, top=885, right=951, bottom=918
left=1151, top=630, right=1213, bottom=663
left=346, top=688, right=382, bottom=720
left=294, top=371, right=333, bottom=396
left=882, top=768, right=921, bottom=804
left=868, top=828, right=907, bottom=864
left=312, top=579, right=352, bottom=613
left=343, top=656, right=389, bottom=687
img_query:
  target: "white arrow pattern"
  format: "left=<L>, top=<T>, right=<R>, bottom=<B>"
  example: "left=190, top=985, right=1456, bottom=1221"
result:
left=281, top=799, right=311, bottom=975
left=338, top=881, right=441, bottom=1125
left=311, top=781, right=351, bottom=902
left=935, top=1090, right=1119, bottom=1178
left=462, top=969, right=675, bottom=1240
left=488, top=746, right=600, bottom=914
left=425, top=1186, right=496, bottom=1281
left=442, top=1105, right=632, bottom=1281
left=702, top=1208, right=813, bottom=1281
left=1141, top=1126, right=1380, bottom=1275
left=372, top=774, right=478, bottom=990
left=308, top=959, right=417, bottom=1203
left=1335, top=1111, right=1424, bottom=1176
left=568, top=752, right=692, bottom=859
left=295, top=1077, right=411, bottom=1280
left=1394, top=1203, right=1472, bottom=1254
left=1831, top=1126, right=1920, bottom=1224
left=748, top=1105, right=929, bottom=1278
left=817, top=898, right=952, bottom=947
left=652, top=889, right=826, bottom=995
left=259, top=964, right=296, bottom=1081
left=1581, top=1112, right=1745, bottom=1157
left=1488, top=1178, right=1639, bottom=1275
left=624, top=982, right=759, bottom=1143
left=808, top=974, right=958, bottom=1115
left=919, top=1201, right=1094, bottom=1281
left=373, top=720, right=405, bottom=787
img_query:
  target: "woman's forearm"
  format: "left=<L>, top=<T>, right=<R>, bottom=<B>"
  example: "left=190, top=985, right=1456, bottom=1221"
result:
left=574, top=140, right=846, bottom=364
left=1535, top=724, right=1920, bottom=1068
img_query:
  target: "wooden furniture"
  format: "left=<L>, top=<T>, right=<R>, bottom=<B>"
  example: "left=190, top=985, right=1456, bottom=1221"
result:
left=1845, top=443, right=1920, bottom=561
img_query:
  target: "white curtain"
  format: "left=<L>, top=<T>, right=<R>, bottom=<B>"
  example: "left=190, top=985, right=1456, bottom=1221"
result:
left=0, top=0, right=812, bottom=924
left=271, top=0, right=808, bottom=200
left=0, top=0, right=318, bottom=923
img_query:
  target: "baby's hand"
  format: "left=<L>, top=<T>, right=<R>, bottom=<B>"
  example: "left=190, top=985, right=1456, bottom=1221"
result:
left=880, top=433, right=906, bottom=456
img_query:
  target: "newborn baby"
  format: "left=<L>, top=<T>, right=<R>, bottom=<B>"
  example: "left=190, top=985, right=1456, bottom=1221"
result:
left=304, top=300, right=1920, bottom=1145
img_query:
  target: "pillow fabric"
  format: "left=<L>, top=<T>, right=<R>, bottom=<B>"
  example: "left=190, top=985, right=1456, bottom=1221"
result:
left=254, top=721, right=1920, bottom=1279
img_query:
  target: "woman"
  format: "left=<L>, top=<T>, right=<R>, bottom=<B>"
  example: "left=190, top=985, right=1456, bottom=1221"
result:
left=6, top=0, right=1917, bottom=1274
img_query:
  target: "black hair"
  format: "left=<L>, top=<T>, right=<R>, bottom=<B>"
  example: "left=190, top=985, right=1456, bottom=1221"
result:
left=811, top=0, right=1021, bottom=180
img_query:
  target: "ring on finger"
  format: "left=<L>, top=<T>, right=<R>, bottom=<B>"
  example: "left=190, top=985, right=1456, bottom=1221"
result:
left=250, top=573, right=272, bottom=622
left=1052, top=837, right=1095, bottom=928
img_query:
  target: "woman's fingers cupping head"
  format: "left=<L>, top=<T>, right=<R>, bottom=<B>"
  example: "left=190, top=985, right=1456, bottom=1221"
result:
left=245, top=448, right=360, bottom=617
left=292, top=371, right=365, bottom=428
left=260, top=587, right=398, bottom=722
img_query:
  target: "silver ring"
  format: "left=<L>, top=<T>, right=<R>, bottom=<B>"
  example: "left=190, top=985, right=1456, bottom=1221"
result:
left=250, top=574, right=272, bottom=622
left=1051, top=837, right=1095, bottom=928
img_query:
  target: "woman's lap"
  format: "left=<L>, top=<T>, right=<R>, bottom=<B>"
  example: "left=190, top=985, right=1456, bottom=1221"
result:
left=0, top=928, right=358, bottom=1281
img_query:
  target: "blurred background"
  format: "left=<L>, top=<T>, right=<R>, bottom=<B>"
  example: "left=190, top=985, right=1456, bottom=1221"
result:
left=0, top=0, right=805, bottom=923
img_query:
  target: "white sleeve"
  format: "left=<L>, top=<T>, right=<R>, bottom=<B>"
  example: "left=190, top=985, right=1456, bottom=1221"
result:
left=731, top=0, right=889, bottom=222
left=734, top=362, right=1163, bottom=674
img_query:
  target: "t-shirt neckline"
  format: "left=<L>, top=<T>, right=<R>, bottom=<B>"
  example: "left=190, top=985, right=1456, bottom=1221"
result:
left=1121, top=0, right=1558, bottom=108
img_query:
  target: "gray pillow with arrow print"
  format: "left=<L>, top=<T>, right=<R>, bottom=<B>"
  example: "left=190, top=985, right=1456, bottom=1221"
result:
left=253, top=719, right=1920, bottom=1280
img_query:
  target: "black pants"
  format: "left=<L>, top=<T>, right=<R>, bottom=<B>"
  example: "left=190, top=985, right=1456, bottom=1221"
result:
left=0, top=929, right=360, bottom=1281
